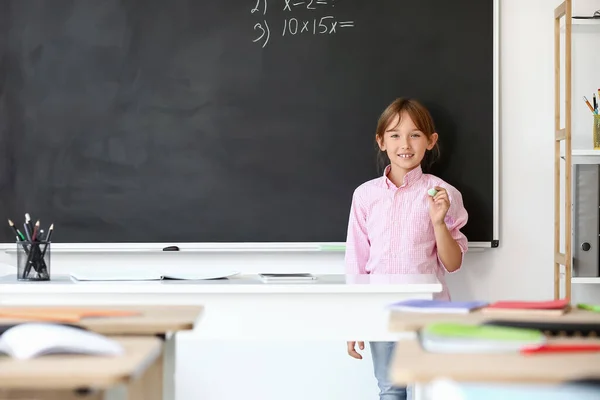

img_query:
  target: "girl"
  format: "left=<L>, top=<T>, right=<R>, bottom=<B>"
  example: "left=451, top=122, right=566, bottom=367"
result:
left=344, top=98, right=468, bottom=400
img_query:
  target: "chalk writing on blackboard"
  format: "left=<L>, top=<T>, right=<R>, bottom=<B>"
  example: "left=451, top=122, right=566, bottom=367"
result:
left=283, top=0, right=335, bottom=11
left=252, top=0, right=268, bottom=15
left=253, top=21, right=271, bottom=48
left=252, top=0, right=353, bottom=48
left=282, top=17, right=354, bottom=35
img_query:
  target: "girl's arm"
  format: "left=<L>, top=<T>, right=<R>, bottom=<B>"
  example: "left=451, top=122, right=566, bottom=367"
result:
left=430, top=186, right=469, bottom=273
left=433, top=222, right=463, bottom=272
left=344, top=191, right=369, bottom=274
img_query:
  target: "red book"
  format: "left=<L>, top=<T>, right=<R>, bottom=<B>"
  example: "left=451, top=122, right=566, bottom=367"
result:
left=521, top=343, right=600, bottom=355
left=481, top=299, right=570, bottom=316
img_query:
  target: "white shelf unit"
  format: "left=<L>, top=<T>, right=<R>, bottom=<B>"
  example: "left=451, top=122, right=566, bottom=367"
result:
left=555, top=2, right=600, bottom=294
left=572, top=149, right=600, bottom=155
left=560, top=17, right=600, bottom=30
left=572, top=18, right=600, bottom=24
left=573, top=277, right=600, bottom=284
left=567, top=149, right=600, bottom=163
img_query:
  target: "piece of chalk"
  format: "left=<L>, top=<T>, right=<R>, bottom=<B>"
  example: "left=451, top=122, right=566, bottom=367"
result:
left=427, top=188, right=438, bottom=197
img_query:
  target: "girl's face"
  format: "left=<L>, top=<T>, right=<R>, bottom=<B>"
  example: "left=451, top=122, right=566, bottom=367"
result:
left=377, top=111, right=438, bottom=175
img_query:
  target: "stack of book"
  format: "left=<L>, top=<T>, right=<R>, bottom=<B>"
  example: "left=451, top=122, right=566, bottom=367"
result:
left=389, top=299, right=600, bottom=354
left=389, top=298, right=571, bottom=316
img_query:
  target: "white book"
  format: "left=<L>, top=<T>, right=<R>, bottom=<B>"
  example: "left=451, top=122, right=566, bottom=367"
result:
left=419, top=335, right=546, bottom=354
left=70, top=270, right=239, bottom=281
left=0, top=323, right=123, bottom=360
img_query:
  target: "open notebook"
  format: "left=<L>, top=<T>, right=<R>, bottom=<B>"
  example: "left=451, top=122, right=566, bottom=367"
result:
left=70, top=270, right=239, bottom=281
left=0, top=323, right=123, bottom=359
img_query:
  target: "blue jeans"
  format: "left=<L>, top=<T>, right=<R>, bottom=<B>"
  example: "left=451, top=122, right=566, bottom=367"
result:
left=370, top=341, right=409, bottom=400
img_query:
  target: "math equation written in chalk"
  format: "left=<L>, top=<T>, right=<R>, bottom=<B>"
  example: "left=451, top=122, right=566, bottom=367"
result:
left=250, top=0, right=355, bottom=48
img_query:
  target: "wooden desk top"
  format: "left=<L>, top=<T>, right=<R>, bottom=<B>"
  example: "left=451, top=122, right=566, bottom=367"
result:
left=390, top=336, right=600, bottom=385
left=388, top=308, right=600, bottom=332
left=0, top=305, right=203, bottom=335
left=0, top=336, right=162, bottom=390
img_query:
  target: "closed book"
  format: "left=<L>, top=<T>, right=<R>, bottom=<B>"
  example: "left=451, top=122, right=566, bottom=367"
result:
left=419, top=322, right=546, bottom=353
left=388, top=299, right=489, bottom=314
left=481, top=299, right=570, bottom=316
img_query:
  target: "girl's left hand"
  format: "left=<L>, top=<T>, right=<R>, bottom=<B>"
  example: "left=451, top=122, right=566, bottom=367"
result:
left=428, top=186, right=450, bottom=226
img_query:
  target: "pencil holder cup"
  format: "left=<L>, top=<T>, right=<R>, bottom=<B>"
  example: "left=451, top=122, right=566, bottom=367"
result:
left=594, top=115, right=600, bottom=150
left=16, top=241, right=51, bottom=281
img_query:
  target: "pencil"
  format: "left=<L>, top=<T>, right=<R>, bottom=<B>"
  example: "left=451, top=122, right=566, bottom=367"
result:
left=23, top=222, right=32, bottom=241
left=37, top=224, right=53, bottom=279
left=40, top=224, right=54, bottom=258
left=584, top=96, right=595, bottom=114
left=9, top=219, right=30, bottom=276
left=32, top=220, right=40, bottom=241
left=25, top=213, right=33, bottom=237
left=8, top=219, right=25, bottom=241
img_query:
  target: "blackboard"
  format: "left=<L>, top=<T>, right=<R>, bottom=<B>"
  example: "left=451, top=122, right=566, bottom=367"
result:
left=0, top=0, right=497, bottom=245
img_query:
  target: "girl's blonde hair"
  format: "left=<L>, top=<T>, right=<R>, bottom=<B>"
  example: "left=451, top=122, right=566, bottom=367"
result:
left=375, top=98, right=441, bottom=172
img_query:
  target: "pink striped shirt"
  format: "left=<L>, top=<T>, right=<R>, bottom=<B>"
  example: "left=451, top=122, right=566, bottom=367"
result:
left=344, top=165, right=468, bottom=300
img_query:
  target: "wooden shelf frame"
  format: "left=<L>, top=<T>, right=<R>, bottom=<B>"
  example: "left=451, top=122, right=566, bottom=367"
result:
left=554, top=0, right=572, bottom=300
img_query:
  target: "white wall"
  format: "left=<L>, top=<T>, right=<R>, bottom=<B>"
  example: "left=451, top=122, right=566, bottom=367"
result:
left=447, top=0, right=558, bottom=302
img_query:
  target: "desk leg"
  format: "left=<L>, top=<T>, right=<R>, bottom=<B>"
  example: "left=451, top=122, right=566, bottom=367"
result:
left=163, top=333, right=176, bottom=400
left=124, top=352, right=164, bottom=400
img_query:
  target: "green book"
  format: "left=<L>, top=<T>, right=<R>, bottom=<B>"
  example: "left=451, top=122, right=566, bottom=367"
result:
left=420, top=322, right=546, bottom=353
left=424, top=322, right=544, bottom=341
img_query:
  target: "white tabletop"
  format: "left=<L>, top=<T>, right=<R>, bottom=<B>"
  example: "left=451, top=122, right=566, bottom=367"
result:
left=0, top=273, right=442, bottom=294
left=0, top=273, right=441, bottom=340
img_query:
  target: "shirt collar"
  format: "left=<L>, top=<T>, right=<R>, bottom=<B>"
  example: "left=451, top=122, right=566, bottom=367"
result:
left=383, top=165, right=423, bottom=188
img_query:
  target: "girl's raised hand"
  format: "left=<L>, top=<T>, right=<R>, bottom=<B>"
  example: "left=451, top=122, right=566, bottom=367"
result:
left=428, top=186, right=450, bottom=226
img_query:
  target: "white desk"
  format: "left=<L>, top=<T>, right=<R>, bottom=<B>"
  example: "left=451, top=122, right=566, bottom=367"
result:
left=0, top=273, right=441, bottom=340
left=0, top=273, right=441, bottom=400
